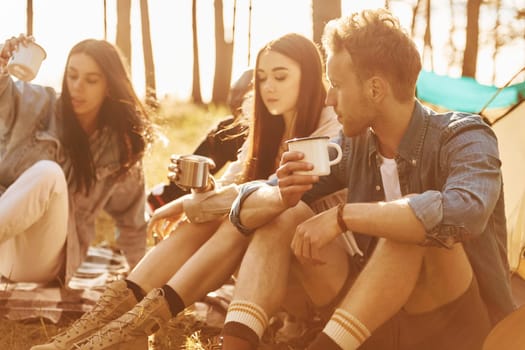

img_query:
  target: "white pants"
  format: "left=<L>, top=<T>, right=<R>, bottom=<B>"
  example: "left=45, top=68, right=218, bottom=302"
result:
left=0, top=160, right=68, bottom=283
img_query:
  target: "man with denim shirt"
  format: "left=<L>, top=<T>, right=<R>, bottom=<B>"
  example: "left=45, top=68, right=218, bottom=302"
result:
left=220, top=8, right=515, bottom=350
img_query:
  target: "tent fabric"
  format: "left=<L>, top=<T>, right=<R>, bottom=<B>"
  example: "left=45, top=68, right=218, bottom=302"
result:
left=491, top=102, right=525, bottom=272
left=416, top=70, right=525, bottom=113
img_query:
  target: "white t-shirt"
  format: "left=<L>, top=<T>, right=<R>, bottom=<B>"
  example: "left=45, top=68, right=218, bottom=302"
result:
left=379, top=155, right=402, bottom=201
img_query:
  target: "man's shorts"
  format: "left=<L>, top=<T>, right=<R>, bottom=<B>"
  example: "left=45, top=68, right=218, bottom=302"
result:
left=359, top=276, right=491, bottom=350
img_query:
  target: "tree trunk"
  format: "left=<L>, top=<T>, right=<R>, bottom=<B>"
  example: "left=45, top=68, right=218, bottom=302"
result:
left=491, top=0, right=502, bottom=83
left=247, top=0, right=252, bottom=66
left=191, top=0, right=203, bottom=104
left=103, top=0, right=108, bottom=40
left=446, top=0, right=459, bottom=73
left=462, top=0, right=481, bottom=78
left=423, top=0, right=434, bottom=70
left=411, top=0, right=423, bottom=38
left=26, top=0, right=33, bottom=36
left=116, top=0, right=132, bottom=70
left=140, top=0, right=158, bottom=107
left=312, top=0, right=341, bottom=56
left=212, top=0, right=233, bottom=106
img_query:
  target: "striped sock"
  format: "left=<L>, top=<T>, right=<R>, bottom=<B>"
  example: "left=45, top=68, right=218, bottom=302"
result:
left=322, top=308, right=371, bottom=350
left=224, top=300, right=269, bottom=342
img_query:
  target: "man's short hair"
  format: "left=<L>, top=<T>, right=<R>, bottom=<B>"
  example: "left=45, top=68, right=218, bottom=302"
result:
left=322, top=8, right=422, bottom=102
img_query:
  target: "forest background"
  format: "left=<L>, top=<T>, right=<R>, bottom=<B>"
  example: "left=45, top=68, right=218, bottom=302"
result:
left=1, top=0, right=524, bottom=105
left=0, top=1, right=524, bottom=349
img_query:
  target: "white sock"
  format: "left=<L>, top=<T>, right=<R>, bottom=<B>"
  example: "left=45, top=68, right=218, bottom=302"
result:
left=323, top=308, right=371, bottom=350
left=224, top=300, right=269, bottom=340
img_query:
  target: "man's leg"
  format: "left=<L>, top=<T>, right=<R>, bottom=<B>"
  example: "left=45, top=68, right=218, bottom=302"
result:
left=308, top=239, right=487, bottom=350
left=221, top=202, right=350, bottom=350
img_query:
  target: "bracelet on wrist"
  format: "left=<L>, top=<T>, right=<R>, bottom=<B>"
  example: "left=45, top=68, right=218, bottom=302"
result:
left=336, top=202, right=348, bottom=232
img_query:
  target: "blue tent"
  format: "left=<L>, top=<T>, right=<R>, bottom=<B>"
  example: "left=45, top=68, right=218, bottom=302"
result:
left=416, top=70, right=525, bottom=113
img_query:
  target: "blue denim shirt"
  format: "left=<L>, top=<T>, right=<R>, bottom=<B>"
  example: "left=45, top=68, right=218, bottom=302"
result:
left=303, top=100, right=515, bottom=324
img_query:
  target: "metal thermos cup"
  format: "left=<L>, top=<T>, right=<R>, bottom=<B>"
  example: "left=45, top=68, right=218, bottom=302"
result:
left=174, top=155, right=213, bottom=190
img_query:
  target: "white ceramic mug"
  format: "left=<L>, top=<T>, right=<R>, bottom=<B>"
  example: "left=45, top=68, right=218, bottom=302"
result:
left=286, top=136, right=342, bottom=176
left=7, top=41, right=46, bottom=81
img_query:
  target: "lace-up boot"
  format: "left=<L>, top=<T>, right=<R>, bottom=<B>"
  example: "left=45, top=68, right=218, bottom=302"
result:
left=74, top=288, right=172, bottom=350
left=30, top=280, right=137, bottom=350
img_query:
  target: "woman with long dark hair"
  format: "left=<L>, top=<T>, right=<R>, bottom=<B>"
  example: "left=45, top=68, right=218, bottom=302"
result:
left=0, top=35, right=154, bottom=285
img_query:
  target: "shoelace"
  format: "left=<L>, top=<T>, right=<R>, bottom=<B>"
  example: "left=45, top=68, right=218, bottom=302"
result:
left=78, top=292, right=161, bottom=346
left=54, top=288, right=125, bottom=341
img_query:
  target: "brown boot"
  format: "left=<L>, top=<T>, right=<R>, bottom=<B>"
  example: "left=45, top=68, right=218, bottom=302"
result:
left=74, top=288, right=172, bottom=350
left=30, top=280, right=137, bottom=350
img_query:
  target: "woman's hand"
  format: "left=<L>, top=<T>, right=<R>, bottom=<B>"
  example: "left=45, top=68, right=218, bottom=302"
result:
left=146, top=196, right=185, bottom=241
left=167, top=154, right=182, bottom=183
left=0, top=34, right=33, bottom=70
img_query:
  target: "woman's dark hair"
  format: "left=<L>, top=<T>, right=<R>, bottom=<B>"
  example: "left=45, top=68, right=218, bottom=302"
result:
left=241, top=33, right=326, bottom=182
left=60, top=39, right=153, bottom=193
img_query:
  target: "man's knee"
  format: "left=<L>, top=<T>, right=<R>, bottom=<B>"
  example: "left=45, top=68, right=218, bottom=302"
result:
left=252, top=201, right=313, bottom=241
left=279, top=201, right=314, bottom=231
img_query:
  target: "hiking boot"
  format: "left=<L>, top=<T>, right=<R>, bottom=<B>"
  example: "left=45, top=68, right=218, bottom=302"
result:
left=30, top=280, right=137, bottom=350
left=74, top=288, right=172, bottom=350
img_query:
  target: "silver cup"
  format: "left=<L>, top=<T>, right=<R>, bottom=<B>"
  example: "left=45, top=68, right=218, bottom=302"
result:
left=174, top=155, right=214, bottom=190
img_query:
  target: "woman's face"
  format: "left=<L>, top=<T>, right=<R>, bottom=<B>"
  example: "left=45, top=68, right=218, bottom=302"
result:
left=256, top=50, right=301, bottom=118
left=66, top=53, right=108, bottom=126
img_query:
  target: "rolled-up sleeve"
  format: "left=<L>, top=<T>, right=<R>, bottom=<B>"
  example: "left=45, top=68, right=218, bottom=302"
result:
left=104, top=163, right=148, bottom=269
left=408, top=123, right=502, bottom=248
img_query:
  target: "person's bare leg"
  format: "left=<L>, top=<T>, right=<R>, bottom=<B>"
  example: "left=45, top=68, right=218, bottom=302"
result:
left=342, top=239, right=472, bottom=331
left=220, top=202, right=348, bottom=349
left=232, top=202, right=314, bottom=316
left=0, top=160, right=68, bottom=283
left=306, top=239, right=475, bottom=349
left=127, top=219, right=222, bottom=292
left=166, top=219, right=251, bottom=305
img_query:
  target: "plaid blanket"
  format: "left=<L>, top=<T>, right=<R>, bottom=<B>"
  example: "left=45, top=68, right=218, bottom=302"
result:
left=0, top=244, right=129, bottom=323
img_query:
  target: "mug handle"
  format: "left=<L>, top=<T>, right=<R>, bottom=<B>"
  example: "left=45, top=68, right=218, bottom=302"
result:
left=328, top=142, right=343, bottom=166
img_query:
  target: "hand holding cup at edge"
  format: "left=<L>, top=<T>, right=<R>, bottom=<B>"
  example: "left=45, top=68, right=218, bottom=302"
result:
left=0, top=34, right=46, bottom=81
left=167, top=154, right=182, bottom=183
